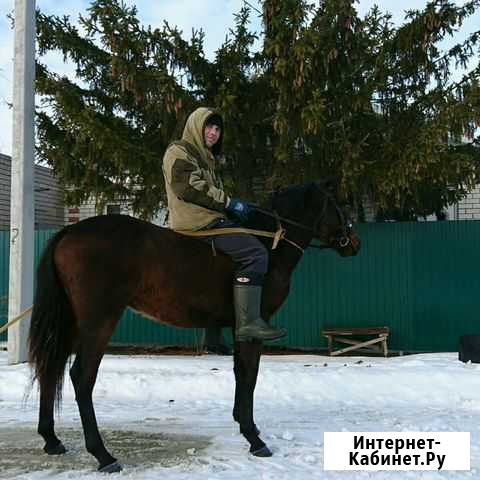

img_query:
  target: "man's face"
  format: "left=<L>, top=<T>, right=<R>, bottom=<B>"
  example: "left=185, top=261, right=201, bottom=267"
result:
left=204, top=123, right=221, bottom=148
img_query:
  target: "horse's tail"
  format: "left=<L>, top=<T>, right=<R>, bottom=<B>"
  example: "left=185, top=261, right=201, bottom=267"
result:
left=28, top=227, right=75, bottom=408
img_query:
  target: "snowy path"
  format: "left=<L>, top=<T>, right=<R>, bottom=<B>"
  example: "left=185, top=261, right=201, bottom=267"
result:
left=0, top=351, right=479, bottom=479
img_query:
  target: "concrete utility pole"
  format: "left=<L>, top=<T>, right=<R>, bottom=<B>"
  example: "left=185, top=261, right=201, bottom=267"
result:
left=8, top=0, right=36, bottom=365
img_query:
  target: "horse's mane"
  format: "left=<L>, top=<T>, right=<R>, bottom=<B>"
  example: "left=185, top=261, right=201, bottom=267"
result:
left=246, top=179, right=337, bottom=248
left=242, top=182, right=312, bottom=249
left=270, top=183, right=311, bottom=210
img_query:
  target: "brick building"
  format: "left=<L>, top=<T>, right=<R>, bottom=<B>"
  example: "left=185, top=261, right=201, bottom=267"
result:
left=65, top=198, right=166, bottom=226
left=452, top=186, right=480, bottom=220
left=0, top=153, right=64, bottom=229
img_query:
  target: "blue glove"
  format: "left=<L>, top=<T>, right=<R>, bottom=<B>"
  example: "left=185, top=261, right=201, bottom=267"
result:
left=226, top=198, right=251, bottom=222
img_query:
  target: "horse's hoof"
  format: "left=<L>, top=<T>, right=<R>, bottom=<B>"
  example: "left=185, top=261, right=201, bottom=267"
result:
left=251, top=445, right=273, bottom=457
left=44, top=442, right=67, bottom=455
left=98, top=460, right=123, bottom=473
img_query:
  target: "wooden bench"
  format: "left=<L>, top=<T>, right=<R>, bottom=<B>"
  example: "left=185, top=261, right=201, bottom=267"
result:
left=322, top=327, right=390, bottom=357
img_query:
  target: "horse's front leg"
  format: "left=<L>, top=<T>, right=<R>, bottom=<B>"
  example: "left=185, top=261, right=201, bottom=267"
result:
left=233, top=340, right=272, bottom=457
left=232, top=347, right=261, bottom=436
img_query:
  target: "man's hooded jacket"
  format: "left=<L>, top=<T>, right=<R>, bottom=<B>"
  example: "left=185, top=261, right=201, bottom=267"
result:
left=162, top=107, right=230, bottom=231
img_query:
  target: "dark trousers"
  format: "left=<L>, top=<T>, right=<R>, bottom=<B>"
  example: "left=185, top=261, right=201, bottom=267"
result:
left=199, top=218, right=268, bottom=285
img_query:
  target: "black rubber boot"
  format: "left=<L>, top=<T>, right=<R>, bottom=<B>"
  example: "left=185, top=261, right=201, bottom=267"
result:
left=234, top=285, right=287, bottom=341
left=202, top=326, right=232, bottom=355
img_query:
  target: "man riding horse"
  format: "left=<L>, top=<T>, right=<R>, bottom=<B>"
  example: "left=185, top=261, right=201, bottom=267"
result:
left=28, top=107, right=359, bottom=472
left=162, top=107, right=286, bottom=348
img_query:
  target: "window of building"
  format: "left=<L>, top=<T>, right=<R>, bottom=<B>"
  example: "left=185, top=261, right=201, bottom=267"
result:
left=106, top=204, right=121, bottom=215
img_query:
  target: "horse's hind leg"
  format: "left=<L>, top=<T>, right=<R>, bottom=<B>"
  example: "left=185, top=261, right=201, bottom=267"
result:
left=38, top=380, right=67, bottom=455
left=70, top=317, right=122, bottom=473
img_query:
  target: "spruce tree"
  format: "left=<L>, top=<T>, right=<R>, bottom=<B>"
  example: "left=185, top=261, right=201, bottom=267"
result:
left=36, top=0, right=480, bottom=220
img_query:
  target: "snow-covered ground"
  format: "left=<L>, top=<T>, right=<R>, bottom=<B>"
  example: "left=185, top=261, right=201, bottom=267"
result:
left=1, top=350, right=479, bottom=479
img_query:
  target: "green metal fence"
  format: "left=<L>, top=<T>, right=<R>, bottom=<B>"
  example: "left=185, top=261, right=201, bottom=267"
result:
left=274, top=221, right=480, bottom=352
left=0, top=230, right=59, bottom=343
left=1, top=221, right=479, bottom=351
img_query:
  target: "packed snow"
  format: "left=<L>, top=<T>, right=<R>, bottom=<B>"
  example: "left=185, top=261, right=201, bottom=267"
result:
left=0, top=349, right=479, bottom=479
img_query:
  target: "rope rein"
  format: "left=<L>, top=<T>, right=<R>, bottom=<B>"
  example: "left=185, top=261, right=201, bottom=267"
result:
left=173, top=197, right=346, bottom=254
left=0, top=306, right=33, bottom=335
left=175, top=225, right=305, bottom=252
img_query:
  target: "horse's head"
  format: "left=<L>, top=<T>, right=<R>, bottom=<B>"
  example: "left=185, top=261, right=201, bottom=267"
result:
left=271, top=180, right=360, bottom=257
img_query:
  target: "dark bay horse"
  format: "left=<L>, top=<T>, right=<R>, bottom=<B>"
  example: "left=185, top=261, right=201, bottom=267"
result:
left=28, top=180, right=360, bottom=473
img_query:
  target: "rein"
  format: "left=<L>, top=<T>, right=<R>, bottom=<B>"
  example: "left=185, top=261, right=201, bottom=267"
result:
left=0, top=306, right=33, bottom=335
left=175, top=225, right=305, bottom=252
left=254, top=185, right=352, bottom=251
left=251, top=206, right=329, bottom=250
left=175, top=189, right=352, bottom=253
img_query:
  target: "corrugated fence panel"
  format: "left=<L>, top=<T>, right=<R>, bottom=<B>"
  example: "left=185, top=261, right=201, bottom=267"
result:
left=111, top=308, right=203, bottom=346
left=274, top=222, right=417, bottom=350
left=1, top=222, right=480, bottom=351
left=273, top=221, right=480, bottom=352
left=410, top=221, right=480, bottom=351
left=0, top=229, right=59, bottom=342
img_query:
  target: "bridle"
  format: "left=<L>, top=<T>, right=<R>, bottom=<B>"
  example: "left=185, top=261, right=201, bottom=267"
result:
left=254, top=188, right=353, bottom=253
left=313, top=189, right=353, bottom=249
left=175, top=188, right=354, bottom=255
